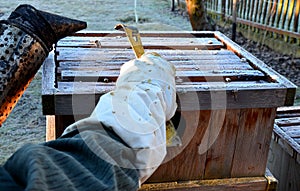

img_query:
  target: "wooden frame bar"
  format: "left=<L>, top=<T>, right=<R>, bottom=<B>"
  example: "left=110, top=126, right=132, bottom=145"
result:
left=140, top=169, right=277, bottom=191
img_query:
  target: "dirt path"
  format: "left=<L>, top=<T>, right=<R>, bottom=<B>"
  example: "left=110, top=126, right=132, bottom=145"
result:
left=0, top=0, right=192, bottom=164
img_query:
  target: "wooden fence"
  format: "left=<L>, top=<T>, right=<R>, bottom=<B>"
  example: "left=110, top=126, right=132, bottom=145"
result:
left=206, top=0, right=300, bottom=56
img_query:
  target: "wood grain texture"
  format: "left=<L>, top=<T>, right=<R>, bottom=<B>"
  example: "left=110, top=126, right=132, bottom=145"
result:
left=46, top=115, right=56, bottom=141
left=42, top=51, right=56, bottom=115
left=231, top=108, right=277, bottom=177
left=268, top=106, right=300, bottom=191
left=141, top=174, right=275, bottom=191
left=148, top=110, right=207, bottom=182
left=41, top=32, right=295, bottom=184
left=57, top=36, right=223, bottom=50
left=214, top=31, right=297, bottom=106
left=203, top=109, right=239, bottom=179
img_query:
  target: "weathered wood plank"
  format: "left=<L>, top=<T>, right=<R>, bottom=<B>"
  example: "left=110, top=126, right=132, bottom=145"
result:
left=56, top=49, right=240, bottom=62
left=56, top=47, right=232, bottom=55
left=46, top=115, right=77, bottom=141
left=48, top=115, right=86, bottom=140
left=42, top=51, right=56, bottom=94
left=60, top=70, right=266, bottom=82
left=42, top=51, right=56, bottom=115
left=57, top=62, right=253, bottom=72
left=268, top=136, right=290, bottom=191
left=276, top=112, right=300, bottom=118
left=147, top=110, right=208, bottom=182
left=176, top=80, right=285, bottom=90
left=41, top=80, right=288, bottom=114
left=46, top=115, right=56, bottom=141
left=281, top=125, right=300, bottom=138
left=56, top=59, right=248, bottom=67
left=273, top=123, right=300, bottom=157
left=55, top=47, right=231, bottom=54
left=203, top=109, right=239, bottom=179
left=57, top=56, right=250, bottom=68
left=284, top=153, right=300, bottom=191
left=277, top=106, right=300, bottom=112
left=55, top=81, right=284, bottom=94
left=276, top=106, right=300, bottom=118
left=55, top=48, right=245, bottom=68
left=142, top=175, right=274, bottom=191
left=214, top=31, right=297, bottom=106
left=57, top=36, right=223, bottom=50
left=275, top=117, right=300, bottom=126
left=57, top=82, right=115, bottom=94
left=231, top=108, right=277, bottom=177
left=66, top=31, right=217, bottom=38
left=53, top=94, right=99, bottom=115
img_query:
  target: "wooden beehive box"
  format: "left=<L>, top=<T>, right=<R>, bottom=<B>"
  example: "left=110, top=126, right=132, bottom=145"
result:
left=42, top=31, right=296, bottom=183
left=268, top=106, right=300, bottom=191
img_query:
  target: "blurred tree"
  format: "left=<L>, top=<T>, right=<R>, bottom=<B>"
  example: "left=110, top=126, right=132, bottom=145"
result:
left=185, top=0, right=215, bottom=30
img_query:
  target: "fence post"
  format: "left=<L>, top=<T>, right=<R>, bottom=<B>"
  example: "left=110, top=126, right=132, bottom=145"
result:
left=221, top=0, right=226, bottom=20
left=232, top=0, right=239, bottom=41
left=171, top=0, right=175, bottom=11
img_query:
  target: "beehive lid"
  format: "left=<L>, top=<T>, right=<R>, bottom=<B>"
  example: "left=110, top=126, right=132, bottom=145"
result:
left=275, top=106, right=300, bottom=162
left=42, top=31, right=296, bottom=115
